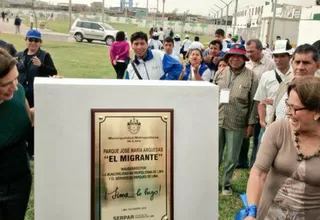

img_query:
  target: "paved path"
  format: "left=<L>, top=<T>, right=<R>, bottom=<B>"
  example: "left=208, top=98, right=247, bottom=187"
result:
left=0, top=19, right=75, bottom=43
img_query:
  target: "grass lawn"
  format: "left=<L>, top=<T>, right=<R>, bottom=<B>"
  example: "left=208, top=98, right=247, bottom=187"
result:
left=1, top=33, right=250, bottom=220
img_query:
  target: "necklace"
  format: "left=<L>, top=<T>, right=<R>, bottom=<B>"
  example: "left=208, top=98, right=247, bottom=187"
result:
left=294, top=132, right=320, bottom=161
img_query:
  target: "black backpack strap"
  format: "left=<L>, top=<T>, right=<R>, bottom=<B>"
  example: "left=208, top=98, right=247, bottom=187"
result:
left=275, top=70, right=282, bottom=84
left=131, top=61, right=143, bottom=80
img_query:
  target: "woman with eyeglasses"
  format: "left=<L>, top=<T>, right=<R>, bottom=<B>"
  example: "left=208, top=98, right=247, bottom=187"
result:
left=16, top=29, right=57, bottom=159
left=0, top=48, right=34, bottom=220
left=244, top=76, right=320, bottom=220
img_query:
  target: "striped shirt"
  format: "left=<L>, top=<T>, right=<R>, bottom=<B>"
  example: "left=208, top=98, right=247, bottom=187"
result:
left=214, top=66, right=259, bottom=130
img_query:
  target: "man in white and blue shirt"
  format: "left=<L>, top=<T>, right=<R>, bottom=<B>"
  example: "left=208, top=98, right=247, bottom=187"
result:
left=125, top=32, right=183, bottom=80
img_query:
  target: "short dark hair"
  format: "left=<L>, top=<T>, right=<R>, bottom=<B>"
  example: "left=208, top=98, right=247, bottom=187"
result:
left=288, top=76, right=320, bottom=114
left=215, top=29, right=225, bottom=37
left=130, top=31, right=148, bottom=44
left=209, top=40, right=223, bottom=51
left=116, top=31, right=126, bottom=41
left=246, top=39, right=263, bottom=50
left=0, top=48, right=17, bottom=78
left=293, top=44, right=319, bottom=62
left=312, top=40, right=320, bottom=55
left=194, top=36, right=200, bottom=41
left=164, top=36, right=174, bottom=44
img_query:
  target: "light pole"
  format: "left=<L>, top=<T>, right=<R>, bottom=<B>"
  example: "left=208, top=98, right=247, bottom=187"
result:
left=210, top=8, right=219, bottom=29
left=209, top=9, right=218, bottom=31
left=102, top=0, right=105, bottom=22
left=162, top=0, right=165, bottom=28
left=269, top=0, right=277, bottom=48
left=145, top=0, right=148, bottom=28
left=232, top=0, right=238, bottom=36
left=220, top=0, right=233, bottom=33
left=155, top=0, right=159, bottom=27
left=68, top=0, right=72, bottom=31
left=214, top=4, right=224, bottom=29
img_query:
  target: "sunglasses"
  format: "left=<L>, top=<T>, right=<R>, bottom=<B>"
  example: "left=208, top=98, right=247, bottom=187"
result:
left=28, top=38, right=41, bottom=43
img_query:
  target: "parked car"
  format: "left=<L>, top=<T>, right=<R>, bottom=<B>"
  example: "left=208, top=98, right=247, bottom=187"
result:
left=70, top=19, right=119, bottom=46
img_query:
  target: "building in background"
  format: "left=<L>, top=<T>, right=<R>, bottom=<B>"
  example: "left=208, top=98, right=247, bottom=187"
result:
left=120, top=0, right=133, bottom=11
left=233, top=1, right=302, bottom=46
left=297, top=4, right=320, bottom=45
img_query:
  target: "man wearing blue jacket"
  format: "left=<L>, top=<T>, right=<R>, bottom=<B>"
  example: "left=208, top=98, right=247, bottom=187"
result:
left=125, top=31, right=183, bottom=80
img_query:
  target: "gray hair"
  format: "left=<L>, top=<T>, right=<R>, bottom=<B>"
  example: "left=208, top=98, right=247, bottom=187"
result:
left=246, top=39, right=263, bottom=50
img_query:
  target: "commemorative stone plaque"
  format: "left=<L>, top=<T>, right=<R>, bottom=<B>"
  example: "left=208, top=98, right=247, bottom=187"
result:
left=91, top=109, right=174, bottom=220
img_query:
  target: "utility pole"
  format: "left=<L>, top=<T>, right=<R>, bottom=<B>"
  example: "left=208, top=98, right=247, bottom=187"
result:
left=68, top=0, right=72, bottom=30
left=156, top=0, right=159, bottom=27
left=220, top=0, right=233, bottom=33
left=125, top=1, right=127, bottom=23
left=232, top=0, right=238, bottom=36
left=269, top=0, right=277, bottom=48
left=210, top=8, right=219, bottom=29
left=145, top=0, right=148, bottom=27
left=214, top=4, right=224, bottom=29
left=162, top=0, right=165, bottom=28
left=102, top=0, right=105, bottom=22
left=209, top=9, right=218, bottom=31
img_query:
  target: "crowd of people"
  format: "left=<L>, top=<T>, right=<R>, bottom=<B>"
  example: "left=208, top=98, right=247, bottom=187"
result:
left=1, top=25, right=320, bottom=220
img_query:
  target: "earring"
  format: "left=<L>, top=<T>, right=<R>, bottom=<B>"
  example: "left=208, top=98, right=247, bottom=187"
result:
left=314, top=117, right=319, bottom=121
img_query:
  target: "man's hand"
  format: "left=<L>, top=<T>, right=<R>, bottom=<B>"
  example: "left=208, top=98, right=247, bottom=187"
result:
left=260, top=120, right=266, bottom=129
left=260, top=98, right=273, bottom=105
left=213, top=56, right=220, bottom=64
left=203, top=55, right=212, bottom=64
left=50, top=75, right=64, bottom=78
left=32, top=56, right=41, bottom=67
left=245, top=124, right=254, bottom=139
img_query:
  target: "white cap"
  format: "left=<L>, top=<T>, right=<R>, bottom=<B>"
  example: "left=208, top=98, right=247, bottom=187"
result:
left=153, top=32, right=159, bottom=37
left=272, top=40, right=293, bottom=55
left=185, top=34, right=189, bottom=38
left=174, top=34, right=181, bottom=38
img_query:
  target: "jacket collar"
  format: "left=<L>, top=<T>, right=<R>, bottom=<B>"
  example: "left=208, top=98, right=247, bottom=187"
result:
left=185, top=62, right=208, bottom=77
left=133, top=48, right=153, bottom=64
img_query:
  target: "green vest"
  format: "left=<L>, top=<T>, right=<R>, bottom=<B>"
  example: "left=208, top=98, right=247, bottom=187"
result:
left=0, top=84, right=32, bottom=183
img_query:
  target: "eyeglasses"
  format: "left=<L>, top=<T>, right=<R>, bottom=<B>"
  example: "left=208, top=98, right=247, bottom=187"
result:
left=28, top=38, right=41, bottom=43
left=285, top=99, right=308, bottom=114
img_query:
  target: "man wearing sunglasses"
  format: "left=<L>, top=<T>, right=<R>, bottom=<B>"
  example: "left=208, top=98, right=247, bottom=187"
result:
left=16, top=29, right=57, bottom=159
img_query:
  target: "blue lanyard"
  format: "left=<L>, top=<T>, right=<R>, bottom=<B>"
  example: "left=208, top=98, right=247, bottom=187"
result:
left=228, top=70, right=235, bottom=88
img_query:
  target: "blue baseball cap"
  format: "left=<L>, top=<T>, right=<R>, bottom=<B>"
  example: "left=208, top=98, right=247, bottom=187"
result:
left=26, top=29, right=42, bottom=39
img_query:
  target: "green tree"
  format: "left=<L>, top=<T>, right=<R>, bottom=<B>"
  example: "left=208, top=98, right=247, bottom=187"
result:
left=179, top=10, right=189, bottom=33
left=168, top=21, right=175, bottom=30
left=146, top=19, right=153, bottom=27
left=200, top=23, right=208, bottom=34
left=179, top=21, right=185, bottom=33
left=190, top=22, right=197, bottom=32
left=126, top=18, right=132, bottom=24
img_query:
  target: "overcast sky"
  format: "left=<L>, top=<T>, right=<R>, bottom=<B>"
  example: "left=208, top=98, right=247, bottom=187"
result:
left=47, top=0, right=315, bottom=15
